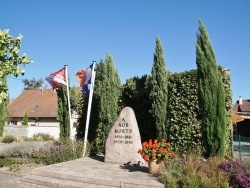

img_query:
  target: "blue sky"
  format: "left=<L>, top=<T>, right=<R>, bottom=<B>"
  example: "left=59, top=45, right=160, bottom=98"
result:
left=1, top=0, right=249, bottom=104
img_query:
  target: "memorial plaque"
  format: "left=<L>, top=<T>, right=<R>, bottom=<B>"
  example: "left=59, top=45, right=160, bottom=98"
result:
left=105, top=107, right=144, bottom=165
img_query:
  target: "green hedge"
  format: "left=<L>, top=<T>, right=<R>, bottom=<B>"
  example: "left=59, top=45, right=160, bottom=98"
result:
left=167, top=69, right=203, bottom=154
left=122, top=67, right=232, bottom=156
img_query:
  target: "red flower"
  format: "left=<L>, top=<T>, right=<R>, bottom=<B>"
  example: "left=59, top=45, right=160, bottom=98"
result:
left=138, top=139, right=175, bottom=161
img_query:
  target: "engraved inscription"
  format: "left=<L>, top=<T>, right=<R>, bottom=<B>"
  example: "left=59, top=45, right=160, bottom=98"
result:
left=114, top=117, right=133, bottom=144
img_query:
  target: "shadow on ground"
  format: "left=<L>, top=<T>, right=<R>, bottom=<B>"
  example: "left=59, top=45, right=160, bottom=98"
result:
left=89, top=155, right=149, bottom=173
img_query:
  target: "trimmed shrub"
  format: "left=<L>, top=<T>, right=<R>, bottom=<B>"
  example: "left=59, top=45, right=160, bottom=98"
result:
left=2, top=135, right=15, bottom=143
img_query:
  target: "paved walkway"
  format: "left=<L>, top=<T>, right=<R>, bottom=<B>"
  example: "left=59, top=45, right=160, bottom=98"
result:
left=0, top=156, right=164, bottom=188
left=0, top=142, right=249, bottom=187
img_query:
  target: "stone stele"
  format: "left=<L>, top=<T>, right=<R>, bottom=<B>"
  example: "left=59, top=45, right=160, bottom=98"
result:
left=105, top=107, right=145, bottom=165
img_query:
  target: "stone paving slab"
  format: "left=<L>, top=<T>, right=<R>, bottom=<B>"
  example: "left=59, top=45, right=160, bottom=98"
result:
left=21, top=156, right=164, bottom=188
left=0, top=173, right=48, bottom=188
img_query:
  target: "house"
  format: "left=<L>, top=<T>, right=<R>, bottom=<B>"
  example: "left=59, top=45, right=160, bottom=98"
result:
left=233, top=96, right=250, bottom=137
left=4, top=88, right=80, bottom=139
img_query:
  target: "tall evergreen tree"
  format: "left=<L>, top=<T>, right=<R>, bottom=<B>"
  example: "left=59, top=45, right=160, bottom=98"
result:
left=57, top=86, right=70, bottom=138
left=150, top=36, right=169, bottom=140
left=76, top=61, right=105, bottom=143
left=0, top=76, right=7, bottom=135
left=95, top=53, right=121, bottom=152
left=22, top=112, right=29, bottom=125
left=196, top=19, right=226, bottom=157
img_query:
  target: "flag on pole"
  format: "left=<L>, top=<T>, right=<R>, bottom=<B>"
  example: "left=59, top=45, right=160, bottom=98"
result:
left=76, top=63, right=94, bottom=98
left=45, top=67, right=67, bottom=89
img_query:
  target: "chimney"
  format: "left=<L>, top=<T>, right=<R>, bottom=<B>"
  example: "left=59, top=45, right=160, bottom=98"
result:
left=239, top=96, right=243, bottom=105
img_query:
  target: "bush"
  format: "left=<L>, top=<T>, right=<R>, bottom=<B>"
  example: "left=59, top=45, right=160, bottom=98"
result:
left=0, top=157, right=32, bottom=167
left=160, top=154, right=230, bottom=188
left=219, top=160, right=250, bottom=188
left=0, top=158, right=16, bottom=167
left=32, top=133, right=55, bottom=141
left=2, top=135, right=15, bottom=143
left=0, top=141, right=53, bottom=158
left=33, top=138, right=84, bottom=165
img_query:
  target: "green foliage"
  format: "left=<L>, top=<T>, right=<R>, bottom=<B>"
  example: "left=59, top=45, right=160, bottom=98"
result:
left=2, top=135, right=15, bottom=143
left=150, top=36, right=169, bottom=140
left=219, top=67, right=233, bottom=156
left=94, top=54, right=121, bottom=152
left=121, top=75, right=155, bottom=141
left=57, top=86, right=70, bottom=138
left=0, top=158, right=16, bottom=167
left=0, top=141, right=53, bottom=158
left=32, top=133, right=55, bottom=141
left=0, top=76, right=7, bottom=136
left=22, top=112, right=29, bottom=125
left=160, top=154, right=230, bottom=188
left=76, top=60, right=104, bottom=148
left=70, top=86, right=83, bottom=116
left=196, top=19, right=226, bottom=157
left=168, top=70, right=203, bottom=154
left=0, top=158, right=32, bottom=171
left=76, top=61, right=109, bottom=144
left=33, top=138, right=84, bottom=165
left=0, top=29, right=33, bottom=103
left=76, top=56, right=122, bottom=153
left=22, top=78, right=44, bottom=90
left=120, top=66, right=232, bottom=156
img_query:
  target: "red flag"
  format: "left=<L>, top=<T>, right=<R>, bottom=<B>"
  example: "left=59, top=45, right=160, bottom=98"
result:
left=45, top=67, right=67, bottom=89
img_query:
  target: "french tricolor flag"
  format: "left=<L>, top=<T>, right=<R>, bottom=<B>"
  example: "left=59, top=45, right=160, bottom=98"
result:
left=76, top=63, right=94, bottom=98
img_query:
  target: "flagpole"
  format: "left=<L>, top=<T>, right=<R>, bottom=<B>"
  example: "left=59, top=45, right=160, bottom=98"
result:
left=64, top=65, right=73, bottom=139
left=83, top=61, right=96, bottom=156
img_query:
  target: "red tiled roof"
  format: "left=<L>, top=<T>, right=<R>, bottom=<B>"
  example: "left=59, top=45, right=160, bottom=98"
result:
left=7, top=89, right=58, bottom=118
left=233, top=99, right=250, bottom=112
left=7, top=87, right=82, bottom=118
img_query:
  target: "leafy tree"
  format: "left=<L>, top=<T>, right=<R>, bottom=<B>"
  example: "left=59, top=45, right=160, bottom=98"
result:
left=57, top=85, right=70, bottom=138
left=22, top=78, right=44, bottom=90
left=196, top=19, right=226, bottom=157
left=0, top=29, right=33, bottom=103
left=150, top=36, right=169, bottom=140
left=22, top=112, right=29, bottom=125
left=0, top=77, right=8, bottom=135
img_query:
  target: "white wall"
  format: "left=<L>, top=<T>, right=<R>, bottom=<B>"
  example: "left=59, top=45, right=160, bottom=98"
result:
left=4, top=124, right=77, bottom=140
left=4, top=125, right=60, bottom=139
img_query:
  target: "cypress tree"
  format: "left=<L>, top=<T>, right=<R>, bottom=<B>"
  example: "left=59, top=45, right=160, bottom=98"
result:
left=76, top=61, right=104, bottom=142
left=57, top=86, right=70, bottom=139
left=22, top=112, right=29, bottom=125
left=196, top=19, right=226, bottom=157
left=95, top=53, right=121, bottom=152
left=150, top=36, right=169, bottom=140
